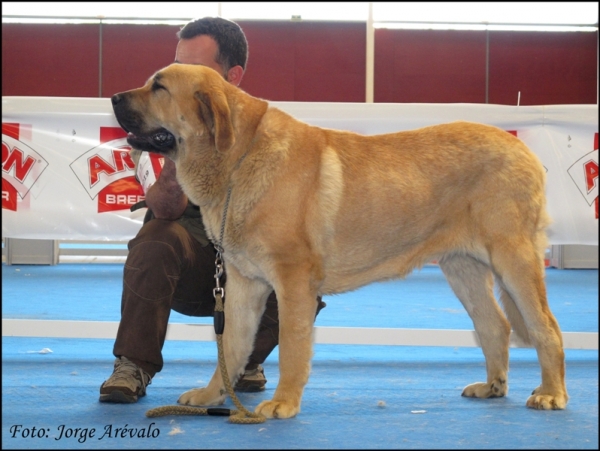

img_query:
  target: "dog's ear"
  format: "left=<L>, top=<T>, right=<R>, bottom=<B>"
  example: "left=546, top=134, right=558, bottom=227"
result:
left=195, top=90, right=235, bottom=152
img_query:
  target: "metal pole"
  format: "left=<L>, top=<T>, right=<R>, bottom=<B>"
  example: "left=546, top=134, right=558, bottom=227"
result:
left=98, top=20, right=103, bottom=97
left=366, top=2, right=374, bottom=103
left=485, top=28, right=489, bottom=104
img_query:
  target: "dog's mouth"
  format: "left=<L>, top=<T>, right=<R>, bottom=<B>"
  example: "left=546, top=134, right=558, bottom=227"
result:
left=125, top=128, right=176, bottom=153
left=111, top=94, right=177, bottom=154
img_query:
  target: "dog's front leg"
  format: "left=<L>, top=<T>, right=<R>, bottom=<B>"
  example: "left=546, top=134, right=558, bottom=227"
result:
left=178, top=264, right=271, bottom=407
left=255, top=268, right=318, bottom=419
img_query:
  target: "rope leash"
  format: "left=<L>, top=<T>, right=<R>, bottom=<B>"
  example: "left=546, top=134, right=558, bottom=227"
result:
left=145, top=291, right=265, bottom=423
left=146, top=170, right=266, bottom=424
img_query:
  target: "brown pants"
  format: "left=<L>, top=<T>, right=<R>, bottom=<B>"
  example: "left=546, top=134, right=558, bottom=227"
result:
left=113, top=219, right=325, bottom=377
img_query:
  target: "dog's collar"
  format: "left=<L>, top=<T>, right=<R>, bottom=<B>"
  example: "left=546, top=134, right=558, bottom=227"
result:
left=210, top=124, right=263, bottom=251
left=212, top=148, right=251, bottom=253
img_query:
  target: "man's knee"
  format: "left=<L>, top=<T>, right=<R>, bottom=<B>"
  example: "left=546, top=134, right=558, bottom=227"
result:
left=128, top=221, right=182, bottom=266
left=128, top=219, right=198, bottom=264
left=124, top=220, right=197, bottom=301
left=124, top=239, right=181, bottom=301
left=129, top=219, right=186, bottom=248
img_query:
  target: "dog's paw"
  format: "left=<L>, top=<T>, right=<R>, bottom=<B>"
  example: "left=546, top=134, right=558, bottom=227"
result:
left=255, top=399, right=300, bottom=419
left=462, top=379, right=508, bottom=398
left=526, top=388, right=568, bottom=410
left=177, top=387, right=226, bottom=406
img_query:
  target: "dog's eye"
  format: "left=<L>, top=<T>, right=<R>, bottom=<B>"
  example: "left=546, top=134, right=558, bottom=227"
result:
left=152, top=130, right=175, bottom=147
left=152, top=81, right=166, bottom=92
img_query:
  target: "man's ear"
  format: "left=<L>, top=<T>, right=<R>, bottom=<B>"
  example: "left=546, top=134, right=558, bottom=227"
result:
left=226, top=65, right=244, bottom=87
left=195, top=89, right=235, bottom=152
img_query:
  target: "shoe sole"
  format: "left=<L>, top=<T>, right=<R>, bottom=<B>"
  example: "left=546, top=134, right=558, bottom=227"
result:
left=234, top=385, right=266, bottom=393
left=99, top=390, right=138, bottom=403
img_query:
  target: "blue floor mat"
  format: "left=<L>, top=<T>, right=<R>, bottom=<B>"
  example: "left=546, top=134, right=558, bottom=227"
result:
left=2, top=338, right=598, bottom=449
left=2, top=264, right=598, bottom=449
left=2, top=265, right=598, bottom=332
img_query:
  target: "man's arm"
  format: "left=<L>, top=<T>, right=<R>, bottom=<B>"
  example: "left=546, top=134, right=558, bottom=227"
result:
left=144, top=158, right=188, bottom=220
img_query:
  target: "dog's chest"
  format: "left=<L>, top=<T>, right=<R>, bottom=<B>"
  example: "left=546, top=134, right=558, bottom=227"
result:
left=225, top=251, right=268, bottom=281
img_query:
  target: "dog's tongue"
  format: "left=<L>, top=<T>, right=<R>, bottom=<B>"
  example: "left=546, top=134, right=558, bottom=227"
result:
left=126, top=132, right=142, bottom=142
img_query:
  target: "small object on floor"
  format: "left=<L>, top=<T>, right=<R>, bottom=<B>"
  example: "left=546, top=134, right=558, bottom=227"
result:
left=234, top=364, right=267, bottom=392
left=99, top=356, right=152, bottom=403
left=26, top=348, right=53, bottom=354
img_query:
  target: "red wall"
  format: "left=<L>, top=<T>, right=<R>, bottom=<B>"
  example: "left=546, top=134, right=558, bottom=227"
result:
left=240, top=21, right=366, bottom=102
left=488, top=31, right=597, bottom=105
left=2, top=21, right=597, bottom=105
left=100, top=25, right=179, bottom=98
left=375, top=29, right=487, bottom=103
left=2, top=24, right=101, bottom=97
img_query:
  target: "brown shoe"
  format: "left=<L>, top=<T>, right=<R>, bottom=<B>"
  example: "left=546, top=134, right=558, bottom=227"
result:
left=234, top=364, right=267, bottom=392
left=99, top=357, right=152, bottom=403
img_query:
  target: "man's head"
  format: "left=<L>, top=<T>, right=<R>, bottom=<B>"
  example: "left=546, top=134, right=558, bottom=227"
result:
left=176, top=17, right=248, bottom=86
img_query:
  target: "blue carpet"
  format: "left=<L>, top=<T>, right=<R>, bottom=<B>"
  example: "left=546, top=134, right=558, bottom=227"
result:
left=2, top=265, right=598, bottom=331
left=2, top=264, right=598, bottom=449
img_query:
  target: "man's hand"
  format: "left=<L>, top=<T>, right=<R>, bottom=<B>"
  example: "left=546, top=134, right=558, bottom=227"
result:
left=145, top=158, right=188, bottom=219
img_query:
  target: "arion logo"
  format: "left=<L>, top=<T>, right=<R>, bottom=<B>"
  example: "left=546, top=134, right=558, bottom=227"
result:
left=567, top=133, right=598, bottom=219
left=70, top=127, right=144, bottom=213
left=2, top=123, right=49, bottom=212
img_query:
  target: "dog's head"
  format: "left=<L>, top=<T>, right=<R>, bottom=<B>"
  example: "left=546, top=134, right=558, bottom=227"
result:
left=111, top=63, right=235, bottom=161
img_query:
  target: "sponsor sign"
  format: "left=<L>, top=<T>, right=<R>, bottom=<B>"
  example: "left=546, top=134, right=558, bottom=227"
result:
left=567, top=133, right=598, bottom=218
left=69, top=127, right=145, bottom=213
left=1, top=98, right=597, bottom=244
left=2, top=123, right=48, bottom=211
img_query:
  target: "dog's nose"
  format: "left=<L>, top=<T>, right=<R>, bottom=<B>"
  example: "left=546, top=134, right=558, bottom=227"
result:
left=111, top=94, right=122, bottom=106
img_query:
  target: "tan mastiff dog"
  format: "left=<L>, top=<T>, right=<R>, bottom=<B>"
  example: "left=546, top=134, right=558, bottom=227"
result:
left=112, top=63, right=568, bottom=418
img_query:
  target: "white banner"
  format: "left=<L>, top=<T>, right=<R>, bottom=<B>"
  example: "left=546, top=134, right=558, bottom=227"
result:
left=2, top=97, right=598, bottom=244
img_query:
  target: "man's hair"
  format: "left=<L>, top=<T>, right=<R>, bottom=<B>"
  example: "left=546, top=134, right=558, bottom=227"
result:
left=178, top=17, right=248, bottom=72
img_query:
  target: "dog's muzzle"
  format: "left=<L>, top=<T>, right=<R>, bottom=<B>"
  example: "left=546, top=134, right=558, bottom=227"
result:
left=111, top=93, right=176, bottom=153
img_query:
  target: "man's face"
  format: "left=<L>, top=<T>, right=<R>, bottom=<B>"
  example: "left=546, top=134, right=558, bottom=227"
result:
left=175, top=34, right=226, bottom=78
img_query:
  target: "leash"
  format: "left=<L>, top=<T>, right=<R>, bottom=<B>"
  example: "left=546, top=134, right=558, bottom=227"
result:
left=146, top=153, right=265, bottom=424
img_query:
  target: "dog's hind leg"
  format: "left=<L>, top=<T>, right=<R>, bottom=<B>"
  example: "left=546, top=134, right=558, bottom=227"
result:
left=439, top=254, right=511, bottom=399
left=178, top=265, right=271, bottom=407
left=489, top=239, right=568, bottom=410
